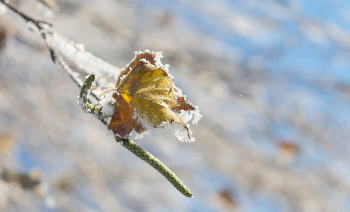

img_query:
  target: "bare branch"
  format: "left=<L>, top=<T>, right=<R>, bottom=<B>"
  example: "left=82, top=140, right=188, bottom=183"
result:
left=0, top=0, right=52, bottom=30
left=0, top=0, right=104, bottom=102
left=0, top=0, right=193, bottom=198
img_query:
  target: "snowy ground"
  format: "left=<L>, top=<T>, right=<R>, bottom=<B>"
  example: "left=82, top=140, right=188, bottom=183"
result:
left=1, top=0, right=350, bottom=211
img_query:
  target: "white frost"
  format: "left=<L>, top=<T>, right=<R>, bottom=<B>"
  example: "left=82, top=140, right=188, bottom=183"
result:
left=77, top=95, right=84, bottom=107
left=177, top=104, right=202, bottom=125
left=45, top=32, right=121, bottom=86
left=132, top=107, right=138, bottom=120
left=100, top=98, right=116, bottom=116
left=191, top=106, right=203, bottom=124
left=118, top=74, right=128, bottom=85
left=126, top=105, right=200, bottom=142
left=154, top=51, right=163, bottom=67
left=166, top=122, right=195, bottom=143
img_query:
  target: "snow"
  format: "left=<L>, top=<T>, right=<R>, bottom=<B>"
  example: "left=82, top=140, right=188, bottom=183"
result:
left=191, top=106, right=202, bottom=124
left=132, top=107, right=138, bottom=119
left=169, top=122, right=194, bottom=142
left=139, top=58, right=148, bottom=63
left=154, top=52, right=163, bottom=67
left=99, top=97, right=116, bottom=116
left=46, top=32, right=121, bottom=86
left=177, top=108, right=202, bottom=125
left=77, top=95, right=84, bottom=107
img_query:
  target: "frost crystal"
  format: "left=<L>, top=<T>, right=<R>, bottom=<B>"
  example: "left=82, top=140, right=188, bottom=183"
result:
left=77, top=96, right=84, bottom=107
left=154, top=52, right=163, bottom=67
left=118, top=74, right=128, bottom=85
left=100, top=98, right=116, bottom=116
left=46, top=32, right=121, bottom=86
left=129, top=115, right=197, bottom=142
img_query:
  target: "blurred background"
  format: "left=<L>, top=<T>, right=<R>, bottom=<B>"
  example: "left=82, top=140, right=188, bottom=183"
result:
left=0, top=0, right=350, bottom=211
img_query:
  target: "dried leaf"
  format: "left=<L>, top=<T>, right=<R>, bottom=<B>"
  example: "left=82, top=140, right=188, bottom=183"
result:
left=109, top=94, right=144, bottom=137
left=116, top=51, right=158, bottom=87
left=119, top=60, right=187, bottom=128
left=174, top=95, right=195, bottom=111
left=109, top=51, right=201, bottom=141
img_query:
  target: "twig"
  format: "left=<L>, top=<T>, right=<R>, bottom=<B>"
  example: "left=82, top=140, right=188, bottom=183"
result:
left=57, top=56, right=109, bottom=126
left=1, top=1, right=193, bottom=198
left=121, top=139, right=192, bottom=197
left=0, top=0, right=52, bottom=30
left=0, top=0, right=53, bottom=62
left=56, top=53, right=83, bottom=87
left=0, top=0, right=101, bottom=102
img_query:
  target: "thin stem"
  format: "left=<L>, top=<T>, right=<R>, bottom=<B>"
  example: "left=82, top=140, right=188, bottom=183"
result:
left=2, top=1, right=193, bottom=198
left=0, top=0, right=101, bottom=104
left=0, top=0, right=52, bottom=30
left=120, top=138, right=193, bottom=197
left=56, top=53, right=84, bottom=88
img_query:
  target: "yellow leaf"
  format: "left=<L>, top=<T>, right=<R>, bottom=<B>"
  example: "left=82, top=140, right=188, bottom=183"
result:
left=109, top=51, right=201, bottom=141
left=117, top=59, right=189, bottom=136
